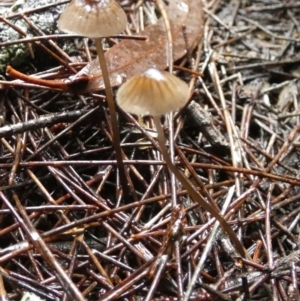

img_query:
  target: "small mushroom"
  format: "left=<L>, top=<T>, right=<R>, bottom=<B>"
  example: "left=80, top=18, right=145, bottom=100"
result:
left=116, top=68, right=190, bottom=116
left=58, top=0, right=129, bottom=196
left=116, top=68, right=190, bottom=195
left=58, top=0, right=127, bottom=38
left=117, top=68, right=247, bottom=259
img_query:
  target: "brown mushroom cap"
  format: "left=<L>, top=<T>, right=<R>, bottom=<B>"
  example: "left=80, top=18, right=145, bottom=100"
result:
left=58, top=0, right=127, bottom=38
left=116, top=68, right=190, bottom=116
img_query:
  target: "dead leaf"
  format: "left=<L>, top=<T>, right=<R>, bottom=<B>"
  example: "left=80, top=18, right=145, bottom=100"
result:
left=71, top=0, right=204, bottom=93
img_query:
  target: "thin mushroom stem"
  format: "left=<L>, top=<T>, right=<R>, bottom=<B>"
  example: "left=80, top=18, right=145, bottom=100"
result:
left=156, top=0, right=177, bottom=207
left=155, top=0, right=173, bottom=73
left=152, top=116, right=247, bottom=259
left=95, top=38, right=129, bottom=197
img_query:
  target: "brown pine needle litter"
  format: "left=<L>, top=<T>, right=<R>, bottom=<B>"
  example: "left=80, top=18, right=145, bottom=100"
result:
left=1, top=0, right=300, bottom=300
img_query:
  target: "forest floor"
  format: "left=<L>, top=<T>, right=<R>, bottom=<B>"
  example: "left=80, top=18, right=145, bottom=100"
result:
left=0, top=0, right=300, bottom=300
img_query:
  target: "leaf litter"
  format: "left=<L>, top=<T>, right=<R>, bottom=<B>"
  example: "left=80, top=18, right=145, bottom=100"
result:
left=74, top=0, right=204, bottom=92
left=0, top=0, right=300, bottom=300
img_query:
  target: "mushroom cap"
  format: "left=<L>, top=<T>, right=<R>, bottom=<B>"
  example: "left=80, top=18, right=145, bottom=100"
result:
left=116, top=68, right=190, bottom=116
left=58, top=0, right=127, bottom=38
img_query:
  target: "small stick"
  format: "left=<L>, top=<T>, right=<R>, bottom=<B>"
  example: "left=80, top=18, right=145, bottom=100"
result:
left=6, top=66, right=67, bottom=90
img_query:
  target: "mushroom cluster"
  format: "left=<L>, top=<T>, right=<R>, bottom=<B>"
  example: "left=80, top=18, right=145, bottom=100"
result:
left=57, top=1, right=247, bottom=297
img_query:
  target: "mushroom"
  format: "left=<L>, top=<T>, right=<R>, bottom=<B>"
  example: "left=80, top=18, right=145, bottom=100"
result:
left=117, top=68, right=189, bottom=116
left=117, top=67, right=246, bottom=258
left=58, top=0, right=127, bottom=39
left=58, top=0, right=129, bottom=196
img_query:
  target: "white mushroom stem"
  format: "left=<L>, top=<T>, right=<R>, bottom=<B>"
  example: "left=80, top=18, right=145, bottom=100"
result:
left=95, top=38, right=128, bottom=196
left=152, top=115, right=247, bottom=259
